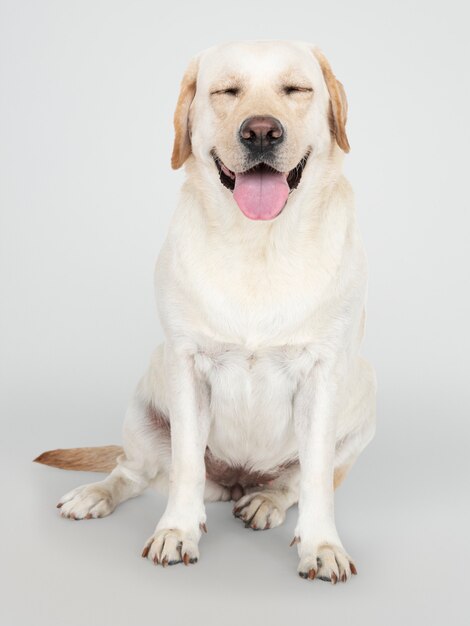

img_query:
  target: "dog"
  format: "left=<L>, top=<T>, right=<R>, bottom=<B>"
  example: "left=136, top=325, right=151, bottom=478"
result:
left=35, top=40, right=376, bottom=583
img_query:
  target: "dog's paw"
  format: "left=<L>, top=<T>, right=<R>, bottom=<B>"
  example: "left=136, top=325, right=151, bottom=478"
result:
left=296, top=542, right=357, bottom=583
left=233, top=492, right=286, bottom=530
left=141, top=528, right=200, bottom=567
left=57, top=483, right=115, bottom=520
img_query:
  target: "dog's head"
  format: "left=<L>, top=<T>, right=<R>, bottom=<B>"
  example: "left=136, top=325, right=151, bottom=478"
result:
left=171, top=41, right=349, bottom=221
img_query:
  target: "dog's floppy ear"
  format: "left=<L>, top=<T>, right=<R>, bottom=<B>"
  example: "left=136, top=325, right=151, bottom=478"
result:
left=171, top=56, right=199, bottom=169
left=312, top=48, right=350, bottom=153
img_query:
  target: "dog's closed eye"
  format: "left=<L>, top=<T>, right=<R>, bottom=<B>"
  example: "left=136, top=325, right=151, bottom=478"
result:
left=283, top=85, right=313, bottom=95
left=210, top=87, right=240, bottom=96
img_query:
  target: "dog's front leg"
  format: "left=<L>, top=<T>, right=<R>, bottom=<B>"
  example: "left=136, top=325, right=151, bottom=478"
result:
left=142, top=345, right=209, bottom=567
left=293, top=361, right=356, bottom=583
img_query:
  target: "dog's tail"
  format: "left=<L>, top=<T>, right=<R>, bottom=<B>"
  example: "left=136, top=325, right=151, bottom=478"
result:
left=33, top=445, right=123, bottom=473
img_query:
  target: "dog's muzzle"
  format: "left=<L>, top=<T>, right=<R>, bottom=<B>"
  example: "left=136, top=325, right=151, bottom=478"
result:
left=212, top=150, right=310, bottom=222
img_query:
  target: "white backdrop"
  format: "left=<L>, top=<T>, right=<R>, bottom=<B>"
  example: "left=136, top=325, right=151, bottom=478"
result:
left=1, top=1, right=469, bottom=625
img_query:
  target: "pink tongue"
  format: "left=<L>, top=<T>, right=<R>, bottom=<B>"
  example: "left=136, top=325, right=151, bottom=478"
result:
left=233, top=169, right=289, bottom=220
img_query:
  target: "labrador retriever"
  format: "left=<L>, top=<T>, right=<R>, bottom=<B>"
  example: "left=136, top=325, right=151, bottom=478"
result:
left=36, top=40, right=376, bottom=583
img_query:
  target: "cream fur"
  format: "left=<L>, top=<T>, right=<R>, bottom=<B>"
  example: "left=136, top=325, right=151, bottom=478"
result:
left=55, top=41, right=376, bottom=583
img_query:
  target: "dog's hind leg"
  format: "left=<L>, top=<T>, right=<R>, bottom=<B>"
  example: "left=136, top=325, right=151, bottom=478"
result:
left=233, top=357, right=376, bottom=531
left=57, top=399, right=169, bottom=519
left=332, top=356, right=377, bottom=490
left=232, top=465, right=300, bottom=530
left=57, top=348, right=173, bottom=520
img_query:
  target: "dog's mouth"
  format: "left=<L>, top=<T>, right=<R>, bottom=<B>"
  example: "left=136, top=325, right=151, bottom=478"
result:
left=212, top=152, right=310, bottom=221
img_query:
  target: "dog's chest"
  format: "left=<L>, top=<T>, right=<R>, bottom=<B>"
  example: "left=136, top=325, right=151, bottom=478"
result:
left=194, top=343, right=314, bottom=470
left=157, top=219, right=341, bottom=347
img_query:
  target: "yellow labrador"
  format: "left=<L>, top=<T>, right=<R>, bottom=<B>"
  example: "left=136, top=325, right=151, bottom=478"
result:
left=36, top=40, right=376, bottom=583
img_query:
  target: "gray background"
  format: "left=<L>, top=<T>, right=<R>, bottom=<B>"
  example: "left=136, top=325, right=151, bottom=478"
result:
left=1, top=1, right=469, bottom=624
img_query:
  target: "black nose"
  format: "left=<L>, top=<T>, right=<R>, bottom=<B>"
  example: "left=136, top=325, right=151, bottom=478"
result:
left=239, top=116, right=284, bottom=151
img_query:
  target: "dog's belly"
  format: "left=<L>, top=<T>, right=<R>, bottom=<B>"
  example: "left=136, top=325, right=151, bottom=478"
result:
left=194, top=343, right=314, bottom=484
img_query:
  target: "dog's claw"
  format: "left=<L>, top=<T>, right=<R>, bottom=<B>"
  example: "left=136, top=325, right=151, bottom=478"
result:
left=183, top=552, right=190, bottom=566
left=289, top=536, right=300, bottom=547
left=350, top=562, right=357, bottom=575
left=141, top=544, right=150, bottom=558
left=331, top=572, right=338, bottom=585
left=162, top=557, right=168, bottom=568
left=199, top=522, right=208, bottom=534
left=308, top=568, right=316, bottom=580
